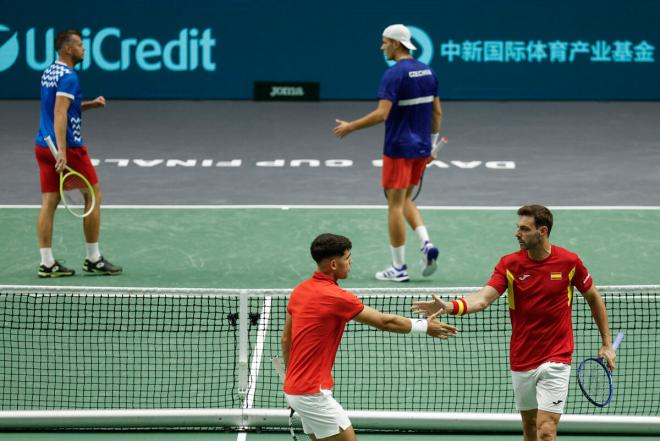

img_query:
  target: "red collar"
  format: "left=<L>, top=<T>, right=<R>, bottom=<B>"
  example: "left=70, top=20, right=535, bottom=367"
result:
left=312, top=271, right=337, bottom=284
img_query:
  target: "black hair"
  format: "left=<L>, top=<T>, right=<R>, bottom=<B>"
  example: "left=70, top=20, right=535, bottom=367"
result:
left=55, top=29, right=82, bottom=52
left=310, top=233, right=352, bottom=264
left=518, top=205, right=553, bottom=236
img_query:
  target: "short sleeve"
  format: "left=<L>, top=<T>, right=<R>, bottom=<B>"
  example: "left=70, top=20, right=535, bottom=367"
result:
left=56, top=73, right=77, bottom=100
left=336, top=290, right=364, bottom=321
left=486, top=257, right=508, bottom=294
left=377, top=69, right=400, bottom=102
left=572, top=257, right=593, bottom=293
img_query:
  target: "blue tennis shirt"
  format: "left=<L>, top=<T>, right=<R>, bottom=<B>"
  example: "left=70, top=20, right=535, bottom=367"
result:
left=377, top=58, right=438, bottom=158
left=36, top=61, right=84, bottom=148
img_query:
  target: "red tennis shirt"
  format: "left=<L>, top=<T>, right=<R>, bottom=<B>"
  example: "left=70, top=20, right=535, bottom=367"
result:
left=487, top=245, right=594, bottom=371
left=283, top=272, right=364, bottom=395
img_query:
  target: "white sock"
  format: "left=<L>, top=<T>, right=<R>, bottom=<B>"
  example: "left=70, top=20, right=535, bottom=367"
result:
left=390, top=245, right=406, bottom=269
left=85, top=243, right=101, bottom=262
left=415, top=226, right=431, bottom=246
left=40, top=248, right=55, bottom=267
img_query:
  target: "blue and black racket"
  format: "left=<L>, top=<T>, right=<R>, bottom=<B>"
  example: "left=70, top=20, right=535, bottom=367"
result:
left=577, top=331, right=624, bottom=407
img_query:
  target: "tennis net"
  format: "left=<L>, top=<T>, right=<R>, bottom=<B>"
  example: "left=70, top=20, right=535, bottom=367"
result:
left=0, top=285, right=658, bottom=428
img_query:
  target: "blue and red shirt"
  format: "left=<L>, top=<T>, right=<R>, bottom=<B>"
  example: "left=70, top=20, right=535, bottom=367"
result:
left=487, top=245, right=594, bottom=371
left=377, top=58, right=439, bottom=159
left=36, top=61, right=84, bottom=148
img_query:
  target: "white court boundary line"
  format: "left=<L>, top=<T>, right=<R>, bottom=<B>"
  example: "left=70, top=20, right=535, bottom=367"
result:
left=243, top=296, right=272, bottom=410
left=2, top=204, right=660, bottom=210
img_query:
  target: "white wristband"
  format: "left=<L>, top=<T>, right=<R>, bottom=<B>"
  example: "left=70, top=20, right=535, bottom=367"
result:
left=431, top=132, right=440, bottom=146
left=410, top=318, right=428, bottom=334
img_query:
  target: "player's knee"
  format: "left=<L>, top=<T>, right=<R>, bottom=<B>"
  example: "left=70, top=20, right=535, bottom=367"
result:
left=537, top=420, right=557, bottom=441
left=387, top=197, right=406, bottom=211
left=41, top=201, right=58, bottom=212
left=388, top=206, right=405, bottom=216
left=386, top=189, right=406, bottom=205
left=404, top=196, right=417, bottom=206
left=522, top=422, right=537, bottom=441
left=520, top=414, right=537, bottom=441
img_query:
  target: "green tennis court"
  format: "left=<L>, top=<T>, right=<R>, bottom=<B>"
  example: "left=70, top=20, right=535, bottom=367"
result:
left=2, top=207, right=660, bottom=288
left=1, top=207, right=660, bottom=440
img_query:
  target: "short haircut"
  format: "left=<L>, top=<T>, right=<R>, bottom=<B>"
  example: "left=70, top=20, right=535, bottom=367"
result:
left=55, top=29, right=82, bottom=52
left=310, top=233, right=352, bottom=264
left=518, top=205, right=553, bottom=236
left=387, top=38, right=410, bottom=53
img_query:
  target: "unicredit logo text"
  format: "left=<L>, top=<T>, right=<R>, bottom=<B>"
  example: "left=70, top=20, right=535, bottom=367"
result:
left=0, top=25, right=216, bottom=72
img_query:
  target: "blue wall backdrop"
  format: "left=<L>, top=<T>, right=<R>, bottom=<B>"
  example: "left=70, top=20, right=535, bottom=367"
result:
left=0, top=0, right=658, bottom=99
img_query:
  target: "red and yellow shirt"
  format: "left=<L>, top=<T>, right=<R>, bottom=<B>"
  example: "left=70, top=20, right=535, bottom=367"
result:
left=283, top=272, right=364, bottom=395
left=487, top=245, right=593, bottom=371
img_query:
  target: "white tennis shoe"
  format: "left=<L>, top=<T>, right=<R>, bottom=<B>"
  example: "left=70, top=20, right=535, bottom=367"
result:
left=420, top=241, right=439, bottom=277
left=375, top=264, right=410, bottom=282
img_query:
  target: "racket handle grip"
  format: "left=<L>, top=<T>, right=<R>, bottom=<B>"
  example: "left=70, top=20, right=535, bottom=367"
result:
left=613, top=331, right=625, bottom=352
left=44, top=136, right=59, bottom=160
left=272, top=355, right=285, bottom=382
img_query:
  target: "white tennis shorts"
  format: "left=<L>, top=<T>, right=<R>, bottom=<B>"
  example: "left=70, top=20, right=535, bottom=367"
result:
left=285, top=389, right=352, bottom=439
left=511, top=362, right=571, bottom=413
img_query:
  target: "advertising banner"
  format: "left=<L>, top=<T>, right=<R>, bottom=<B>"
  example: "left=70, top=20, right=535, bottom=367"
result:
left=0, top=0, right=657, bottom=99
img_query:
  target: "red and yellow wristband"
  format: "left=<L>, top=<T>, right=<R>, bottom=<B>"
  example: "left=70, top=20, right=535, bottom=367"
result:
left=451, top=298, right=468, bottom=316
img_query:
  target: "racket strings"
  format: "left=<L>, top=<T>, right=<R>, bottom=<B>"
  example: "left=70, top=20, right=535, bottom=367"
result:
left=62, top=172, right=92, bottom=215
left=580, top=360, right=611, bottom=403
left=62, top=171, right=88, bottom=191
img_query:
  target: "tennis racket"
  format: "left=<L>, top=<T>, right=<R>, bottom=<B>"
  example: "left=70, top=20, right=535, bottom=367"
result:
left=272, top=356, right=311, bottom=441
left=382, top=137, right=447, bottom=202
left=577, top=331, right=625, bottom=407
left=44, top=135, right=96, bottom=218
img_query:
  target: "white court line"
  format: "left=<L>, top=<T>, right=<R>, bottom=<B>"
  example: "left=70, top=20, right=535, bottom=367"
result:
left=244, top=296, right=272, bottom=410
left=236, top=431, right=247, bottom=441
left=2, top=204, right=660, bottom=210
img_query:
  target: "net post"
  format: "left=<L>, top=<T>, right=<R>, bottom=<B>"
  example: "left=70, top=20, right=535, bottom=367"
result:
left=237, top=290, right=249, bottom=410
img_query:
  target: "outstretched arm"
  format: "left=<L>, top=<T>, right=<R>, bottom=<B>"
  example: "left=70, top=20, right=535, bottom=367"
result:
left=581, top=285, right=616, bottom=370
left=334, top=99, right=393, bottom=138
left=353, top=305, right=457, bottom=339
left=411, top=285, right=501, bottom=317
